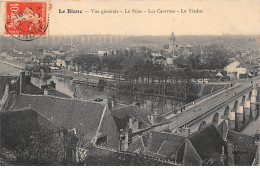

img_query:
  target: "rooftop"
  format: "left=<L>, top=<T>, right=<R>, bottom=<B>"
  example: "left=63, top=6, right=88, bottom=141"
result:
left=127, top=131, right=185, bottom=161
left=84, top=145, right=175, bottom=166
left=227, top=130, right=257, bottom=166
left=111, top=104, right=152, bottom=130
left=0, top=76, right=17, bottom=100
left=10, top=94, right=105, bottom=143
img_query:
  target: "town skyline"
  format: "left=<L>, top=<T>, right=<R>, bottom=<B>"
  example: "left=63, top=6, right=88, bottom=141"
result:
left=0, top=0, right=260, bottom=36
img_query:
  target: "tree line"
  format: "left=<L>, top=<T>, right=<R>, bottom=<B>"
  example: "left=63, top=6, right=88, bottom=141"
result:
left=69, top=44, right=231, bottom=99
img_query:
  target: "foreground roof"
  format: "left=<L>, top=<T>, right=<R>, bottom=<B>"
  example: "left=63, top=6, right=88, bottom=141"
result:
left=0, top=76, right=17, bottom=100
left=10, top=94, right=105, bottom=143
left=188, top=124, right=226, bottom=162
left=127, top=131, right=185, bottom=161
left=227, top=130, right=257, bottom=166
left=0, top=108, right=61, bottom=131
left=84, top=145, right=175, bottom=166
left=111, top=104, right=152, bottom=130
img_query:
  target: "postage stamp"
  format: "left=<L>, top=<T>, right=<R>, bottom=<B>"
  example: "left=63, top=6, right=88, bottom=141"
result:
left=5, top=1, right=48, bottom=41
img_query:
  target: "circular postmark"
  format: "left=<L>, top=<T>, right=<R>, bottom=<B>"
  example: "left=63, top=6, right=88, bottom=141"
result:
left=5, top=2, right=48, bottom=41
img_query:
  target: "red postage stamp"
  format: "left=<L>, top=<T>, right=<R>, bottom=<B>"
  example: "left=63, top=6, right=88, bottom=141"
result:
left=5, top=1, right=48, bottom=41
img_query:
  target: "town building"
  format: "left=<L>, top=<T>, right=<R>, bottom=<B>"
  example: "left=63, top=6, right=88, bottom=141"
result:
left=98, top=50, right=111, bottom=56
left=0, top=72, right=170, bottom=163
left=224, top=61, right=248, bottom=79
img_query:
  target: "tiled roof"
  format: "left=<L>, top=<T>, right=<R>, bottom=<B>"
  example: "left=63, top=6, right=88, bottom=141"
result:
left=141, top=133, right=149, bottom=148
left=23, top=83, right=44, bottom=95
left=0, top=108, right=61, bottom=132
left=97, top=108, right=120, bottom=149
left=23, top=80, right=70, bottom=98
left=127, top=131, right=185, bottom=160
left=182, top=139, right=202, bottom=166
left=0, top=108, right=73, bottom=165
left=126, top=125, right=229, bottom=165
left=127, top=136, right=146, bottom=153
left=0, top=76, right=17, bottom=100
left=252, top=144, right=259, bottom=165
left=227, top=130, right=257, bottom=166
left=188, top=124, right=226, bottom=161
left=84, top=145, right=175, bottom=166
left=146, top=131, right=185, bottom=157
left=111, top=105, right=152, bottom=129
left=158, top=139, right=184, bottom=157
left=10, top=94, right=105, bottom=144
left=47, top=89, right=71, bottom=98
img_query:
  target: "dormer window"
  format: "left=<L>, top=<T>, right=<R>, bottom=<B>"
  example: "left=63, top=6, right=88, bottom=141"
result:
left=96, top=134, right=107, bottom=147
left=129, top=117, right=139, bottom=132
left=68, top=128, right=77, bottom=135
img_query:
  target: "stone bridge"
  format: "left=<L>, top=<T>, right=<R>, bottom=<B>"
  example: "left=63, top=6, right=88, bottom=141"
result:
left=162, top=77, right=260, bottom=137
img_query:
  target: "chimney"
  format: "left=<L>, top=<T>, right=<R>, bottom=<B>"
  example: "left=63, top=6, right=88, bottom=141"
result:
left=25, top=69, right=30, bottom=76
left=111, top=100, right=115, bottom=108
left=220, top=146, right=227, bottom=166
left=4, top=83, right=9, bottom=96
left=19, top=72, right=25, bottom=93
left=1, top=83, right=10, bottom=107
left=149, top=115, right=159, bottom=125
left=128, top=117, right=133, bottom=129
left=73, top=86, right=77, bottom=99
left=107, top=97, right=114, bottom=109
left=123, top=128, right=132, bottom=151
left=255, top=130, right=260, bottom=145
left=149, top=109, right=160, bottom=125
left=49, top=81, right=56, bottom=89
left=44, top=89, right=49, bottom=95
left=179, top=126, right=190, bottom=137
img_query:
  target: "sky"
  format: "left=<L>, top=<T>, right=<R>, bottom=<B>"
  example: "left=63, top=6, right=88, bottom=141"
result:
left=0, top=0, right=260, bottom=36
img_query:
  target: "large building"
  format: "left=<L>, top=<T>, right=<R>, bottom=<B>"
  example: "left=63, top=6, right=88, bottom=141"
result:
left=168, top=32, right=177, bottom=55
left=224, top=61, right=248, bottom=79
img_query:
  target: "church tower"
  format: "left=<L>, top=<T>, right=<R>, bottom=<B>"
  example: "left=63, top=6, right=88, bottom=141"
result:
left=169, top=32, right=177, bottom=54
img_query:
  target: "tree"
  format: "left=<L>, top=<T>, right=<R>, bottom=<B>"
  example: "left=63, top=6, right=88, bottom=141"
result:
left=1, top=111, right=64, bottom=165
left=173, top=56, right=187, bottom=68
left=203, top=47, right=229, bottom=69
left=188, top=53, right=201, bottom=69
left=72, top=54, right=101, bottom=73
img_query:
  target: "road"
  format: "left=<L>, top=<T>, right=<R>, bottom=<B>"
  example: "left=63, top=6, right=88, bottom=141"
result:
left=165, top=76, right=260, bottom=130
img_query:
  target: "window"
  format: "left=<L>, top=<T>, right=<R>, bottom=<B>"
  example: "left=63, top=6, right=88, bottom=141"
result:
left=96, top=134, right=107, bottom=147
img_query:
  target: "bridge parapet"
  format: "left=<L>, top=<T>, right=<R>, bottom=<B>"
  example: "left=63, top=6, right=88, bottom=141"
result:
left=168, top=83, right=256, bottom=133
left=162, top=84, right=230, bottom=119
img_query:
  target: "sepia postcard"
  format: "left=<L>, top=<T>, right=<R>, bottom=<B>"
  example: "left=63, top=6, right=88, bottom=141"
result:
left=0, top=0, right=259, bottom=166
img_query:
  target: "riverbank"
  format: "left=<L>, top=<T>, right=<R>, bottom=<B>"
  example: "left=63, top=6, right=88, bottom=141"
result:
left=0, top=59, right=25, bottom=69
left=1, top=60, right=258, bottom=137
left=0, top=59, right=225, bottom=102
left=51, top=69, right=102, bottom=81
left=0, top=61, right=23, bottom=76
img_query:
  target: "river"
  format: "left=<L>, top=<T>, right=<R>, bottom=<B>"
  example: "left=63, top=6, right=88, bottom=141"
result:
left=0, top=60, right=23, bottom=75
left=0, top=61, right=184, bottom=114
left=30, top=75, right=184, bottom=114
left=1, top=61, right=259, bottom=134
left=240, top=113, right=260, bottom=136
